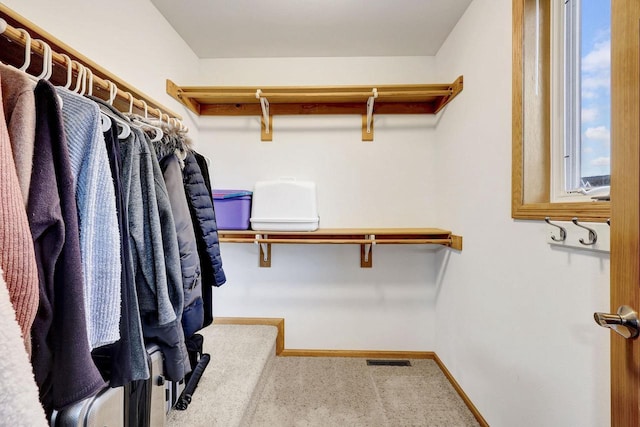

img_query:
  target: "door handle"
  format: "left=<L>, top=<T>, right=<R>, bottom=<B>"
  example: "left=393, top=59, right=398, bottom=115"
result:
left=594, top=305, right=640, bottom=339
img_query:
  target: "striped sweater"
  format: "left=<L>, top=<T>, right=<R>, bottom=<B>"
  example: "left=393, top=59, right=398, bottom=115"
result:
left=0, top=74, right=39, bottom=354
left=58, top=87, right=121, bottom=349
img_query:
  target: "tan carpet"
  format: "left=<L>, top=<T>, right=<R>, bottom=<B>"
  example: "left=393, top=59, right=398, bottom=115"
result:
left=248, top=357, right=480, bottom=427
left=164, top=325, right=478, bottom=427
left=166, top=324, right=278, bottom=427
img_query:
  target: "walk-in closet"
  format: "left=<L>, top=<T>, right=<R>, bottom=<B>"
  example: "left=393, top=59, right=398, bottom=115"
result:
left=0, top=0, right=631, bottom=426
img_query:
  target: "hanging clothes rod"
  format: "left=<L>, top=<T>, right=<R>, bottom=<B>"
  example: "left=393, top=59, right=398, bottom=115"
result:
left=176, top=88, right=455, bottom=103
left=0, top=6, right=183, bottom=124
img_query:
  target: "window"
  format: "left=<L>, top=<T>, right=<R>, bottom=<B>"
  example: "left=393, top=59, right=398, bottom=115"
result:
left=512, top=0, right=610, bottom=221
left=552, top=0, right=611, bottom=201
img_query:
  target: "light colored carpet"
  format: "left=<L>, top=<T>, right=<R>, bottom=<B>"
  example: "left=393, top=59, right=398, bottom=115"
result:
left=166, top=324, right=278, bottom=427
left=248, top=357, right=480, bottom=427
left=165, top=325, right=478, bottom=427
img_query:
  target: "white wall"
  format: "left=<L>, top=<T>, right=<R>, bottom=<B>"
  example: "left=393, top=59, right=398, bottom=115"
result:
left=433, top=0, right=610, bottom=426
left=2, top=0, right=202, bottom=134
left=196, top=57, right=442, bottom=350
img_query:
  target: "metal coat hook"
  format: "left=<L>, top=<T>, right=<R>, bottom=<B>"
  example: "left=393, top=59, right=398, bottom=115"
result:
left=571, top=217, right=598, bottom=245
left=544, top=217, right=567, bottom=242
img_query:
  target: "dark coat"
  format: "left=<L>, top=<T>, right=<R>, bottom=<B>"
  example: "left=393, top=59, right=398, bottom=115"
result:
left=183, top=152, right=226, bottom=287
left=157, top=152, right=204, bottom=338
left=194, top=153, right=215, bottom=328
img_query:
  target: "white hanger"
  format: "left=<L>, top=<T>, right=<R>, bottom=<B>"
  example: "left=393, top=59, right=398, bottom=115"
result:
left=42, top=41, right=51, bottom=79
left=44, top=43, right=53, bottom=80
left=41, top=45, right=65, bottom=108
left=107, top=110, right=131, bottom=140
left=17, top=29, right=31, bottom=71
left=72, top=61, right=85, bottom=93
left=84, top=67, right=94, bottom=96
left=25, top=39, right=64, bottom=108
left=106, top=80, right=118, bottom=105
left=100, top=112, right=112, bottom=133
left=60, top=54, right=73, bottom=89
left=125, top=92, right=134, bottom=114
left=151, top=108, right=165, bottom=142
left=78, top=64, right=90, bottom=96
left=26, top=39, right=48, bottom=81
left=148, top=122, right=163, bottom=142
left=131, top=115, right=163, bottom=142
left=140, top=100, right=149, bottom=119
left=102, top=81, right=131, bottom=139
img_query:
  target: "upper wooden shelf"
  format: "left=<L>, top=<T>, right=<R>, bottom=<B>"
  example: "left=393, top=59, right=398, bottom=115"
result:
left=166, top=76, right=463, bottom=141
left=218, top=228, right=462, bottom=268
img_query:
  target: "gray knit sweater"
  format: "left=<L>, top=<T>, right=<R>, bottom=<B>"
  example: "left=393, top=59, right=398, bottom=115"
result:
left=58, top=88, right=121, bottom=349
left=120, top=127, right=176, bottom=326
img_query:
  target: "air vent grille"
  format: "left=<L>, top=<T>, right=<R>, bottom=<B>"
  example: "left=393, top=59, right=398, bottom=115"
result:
left=366, top=359, right=411, bottom=367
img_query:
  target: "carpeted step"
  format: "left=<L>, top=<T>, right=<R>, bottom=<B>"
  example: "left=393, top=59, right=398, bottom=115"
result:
left=166, top=324, right=278, bottom=427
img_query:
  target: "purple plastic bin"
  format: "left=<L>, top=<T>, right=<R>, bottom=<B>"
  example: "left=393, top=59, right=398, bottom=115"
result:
left=213, top=190, right=252, bottom=230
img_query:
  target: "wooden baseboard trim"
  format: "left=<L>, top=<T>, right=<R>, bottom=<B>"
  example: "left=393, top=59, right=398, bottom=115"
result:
left=280, top=349, right=435, bottom=359
left=433, top=354, right=489, bottom=427
left=213, top=317, right=285, bottom=355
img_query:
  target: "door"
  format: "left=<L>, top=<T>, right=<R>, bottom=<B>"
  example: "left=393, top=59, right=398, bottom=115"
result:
left=610, top=0, right=640, bottom=425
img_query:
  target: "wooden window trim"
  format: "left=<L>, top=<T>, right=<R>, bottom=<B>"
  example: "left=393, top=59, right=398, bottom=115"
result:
left=512, top=0, right=611, bottom=222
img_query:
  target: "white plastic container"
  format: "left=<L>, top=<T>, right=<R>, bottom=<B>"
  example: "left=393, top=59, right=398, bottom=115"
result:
left=250, top=178, right=319, bottom=231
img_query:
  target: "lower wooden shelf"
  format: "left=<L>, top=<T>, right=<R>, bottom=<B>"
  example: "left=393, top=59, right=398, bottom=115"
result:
left=217, top=228, right=463, bottom=268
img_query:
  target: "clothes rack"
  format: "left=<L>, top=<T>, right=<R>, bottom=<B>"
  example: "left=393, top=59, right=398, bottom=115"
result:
left=0, top=5, right=184, bottom=126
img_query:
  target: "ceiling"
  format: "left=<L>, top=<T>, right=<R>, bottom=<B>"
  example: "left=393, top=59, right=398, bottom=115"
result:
left=150, top=0, right=473, bottom=59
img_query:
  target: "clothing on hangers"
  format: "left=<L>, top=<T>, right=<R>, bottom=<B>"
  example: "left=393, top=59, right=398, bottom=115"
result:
left=148, top=122, right=204, bottom=338
left=58, top=86, right=122, bottom=350
left=89, top=97, right=149, bottom=387
left=0, top=73, right=39, bottom=355
left=119, top=125, right=189, bottom=381
left=183, top=151, right=227, bottom=288
left=140, top=117, right=226, bottom=333
left=0, top=13, right=209, bottom=412
left=194, top=152, right=216, bottom=328
left=29, top=79, right=106, bottom=414
left=0, top=63, right=36, bottom=205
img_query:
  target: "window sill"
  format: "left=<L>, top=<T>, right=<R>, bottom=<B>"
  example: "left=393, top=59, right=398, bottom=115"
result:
left=512, top=201, right=611, bottom=222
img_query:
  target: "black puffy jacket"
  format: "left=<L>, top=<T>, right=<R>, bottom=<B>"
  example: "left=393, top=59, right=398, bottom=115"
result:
left=182, top=152, right=226, bottom=288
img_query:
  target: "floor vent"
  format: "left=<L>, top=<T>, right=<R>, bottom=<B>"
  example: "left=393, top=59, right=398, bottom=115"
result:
left=366, top=359, right=412, bottom=367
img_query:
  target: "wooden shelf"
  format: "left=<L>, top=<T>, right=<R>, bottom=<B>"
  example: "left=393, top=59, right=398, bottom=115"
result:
left=166, top=77, right=463, bottom=141
left=218, top=228, right=462, bottom=268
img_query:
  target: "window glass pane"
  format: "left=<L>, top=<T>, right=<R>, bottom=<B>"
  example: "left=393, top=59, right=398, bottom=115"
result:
left=580, top=0, right=610, bottom=188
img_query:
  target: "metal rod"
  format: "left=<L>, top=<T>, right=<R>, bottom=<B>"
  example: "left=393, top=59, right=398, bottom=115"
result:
left=219, top=238, right=453, bottom=245
left=180, top=89, right=454, bottom=102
